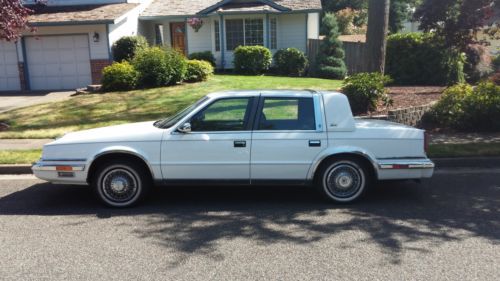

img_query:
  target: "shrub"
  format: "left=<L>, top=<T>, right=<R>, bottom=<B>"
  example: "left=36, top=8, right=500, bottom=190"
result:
left=341, top=72, right=393, bottom=115
left=188, top=51, right=216, bottom=67
left=492, top=54, right=500, bottom=72
left=133, top=47, right=187, bottom=88
left=101, top=61, right=138, bottom=91
left=185, top=60, right=214, bottom=82
left=112, top=36, right=148, bottom=62
left=316, top=13, right=347, bottom=79
left=273, top=48, right=308, bottom=76
left=233, top=46, right=272, bottom=74
left=386, top=33, right=465, bottom=85
left=489, top=72, right=500, bottom=85
left=166, top=48, right=188, bottom=85
left=425, top=82, right=500, bottom=132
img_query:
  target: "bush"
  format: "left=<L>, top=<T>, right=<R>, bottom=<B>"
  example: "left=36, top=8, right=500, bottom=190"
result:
left=101, top=61, right=138, bottom=91
left=185, top=60, right=214, bottom=82
left=273, top=48, right=308, bottom=76
left=492, top=54, right=500, bottom=72
left=425, top=82, right=500, bottom=132
left=188, top=51, right=216, bottom=67
left=112, top=36, right=148, bottom=62
left=132, top=47, right=187, bottom=88
left=316, top=13, right=347, bottom=79
left=233, top=46, right=272, bottom=74
left=341, top=72, right=393, bottom=115
left=386, top=33, right=465, bottom=85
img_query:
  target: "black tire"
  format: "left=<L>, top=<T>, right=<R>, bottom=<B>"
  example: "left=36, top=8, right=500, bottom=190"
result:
left=92, top=160, right=151, bottom=208
left=315, top=158, right=371, bottom=203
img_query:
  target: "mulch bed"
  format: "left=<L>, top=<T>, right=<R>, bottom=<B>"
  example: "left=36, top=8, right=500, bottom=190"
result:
left=370, top=86, right=445, bottom=115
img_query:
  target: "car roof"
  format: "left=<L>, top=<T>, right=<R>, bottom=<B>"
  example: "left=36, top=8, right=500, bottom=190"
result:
left=206, top=90, right=344, bottom=98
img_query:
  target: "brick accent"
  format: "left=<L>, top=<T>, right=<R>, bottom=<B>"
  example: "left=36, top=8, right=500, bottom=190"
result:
left=18, top=63, right=27, bottom=91
left=90, top=59, right=112, bottom=84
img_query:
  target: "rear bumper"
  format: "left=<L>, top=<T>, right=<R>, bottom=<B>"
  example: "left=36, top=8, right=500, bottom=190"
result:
left=376, top=158, right=434, bottom=180
left=32, top=160, right=88, bottom=185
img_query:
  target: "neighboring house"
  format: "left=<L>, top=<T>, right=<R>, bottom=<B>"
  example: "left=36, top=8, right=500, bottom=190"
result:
left=0, top=0, right=321, bottom=92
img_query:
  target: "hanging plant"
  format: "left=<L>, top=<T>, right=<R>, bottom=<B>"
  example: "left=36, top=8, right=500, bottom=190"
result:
left=187, top=17, right=204, bottom=32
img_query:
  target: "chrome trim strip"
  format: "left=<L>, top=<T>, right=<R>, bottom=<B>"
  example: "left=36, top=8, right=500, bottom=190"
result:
left=378, top=160, right=435, bottom=170
left=32, top=164, right=85, bottom=171
left=41, top=158, right=87, bottom=162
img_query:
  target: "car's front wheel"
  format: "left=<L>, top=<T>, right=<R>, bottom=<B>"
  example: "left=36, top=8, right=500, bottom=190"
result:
left=316, top=158, right=370, bottom=203
left=92, top=161, right=151, bottom=208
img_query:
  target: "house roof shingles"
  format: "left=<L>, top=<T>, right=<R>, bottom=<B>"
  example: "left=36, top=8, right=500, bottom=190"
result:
left=27, top=3, right=139, bottom=25
left=141, top=0, right=322, bottom=18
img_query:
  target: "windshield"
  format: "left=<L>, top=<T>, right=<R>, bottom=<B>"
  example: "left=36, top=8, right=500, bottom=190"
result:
left=154, top=96, right=209, bottom=129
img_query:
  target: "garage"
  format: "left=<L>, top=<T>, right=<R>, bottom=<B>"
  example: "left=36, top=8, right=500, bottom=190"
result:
left=26, top=35, right=92, bottom=90
left=0, top=41, right=21, bottom=91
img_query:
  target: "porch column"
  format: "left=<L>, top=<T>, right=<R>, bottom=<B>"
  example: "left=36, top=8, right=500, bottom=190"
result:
left=265, top=14, right=270, bottom=49
left=219, top=13, right=225, bottom=68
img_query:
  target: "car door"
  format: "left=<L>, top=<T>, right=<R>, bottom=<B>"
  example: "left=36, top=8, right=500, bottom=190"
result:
left=162, top=96, right=258, bottom=183
left=250, top=93, right=327, bottom=182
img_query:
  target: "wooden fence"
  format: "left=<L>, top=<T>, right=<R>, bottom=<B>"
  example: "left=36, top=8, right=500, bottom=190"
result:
left=307, top=39, right=366, bottom=74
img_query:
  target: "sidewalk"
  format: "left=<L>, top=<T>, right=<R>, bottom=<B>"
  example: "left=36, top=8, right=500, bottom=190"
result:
left=0, top=139, right=53, bottom=150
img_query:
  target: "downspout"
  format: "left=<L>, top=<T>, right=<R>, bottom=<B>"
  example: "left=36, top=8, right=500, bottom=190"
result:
left=219, top=13, right=225, bottom=69
left=20, top=37, right=31, bottom=91
left=265, top=13, right=270, bottom=49
left=305, top=13, right=309, bottom=54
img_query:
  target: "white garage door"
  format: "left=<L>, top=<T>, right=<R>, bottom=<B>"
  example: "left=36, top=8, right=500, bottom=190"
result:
left=26, top=35, right=92, bottom=90
left=0, top=41, right=21, bottom=91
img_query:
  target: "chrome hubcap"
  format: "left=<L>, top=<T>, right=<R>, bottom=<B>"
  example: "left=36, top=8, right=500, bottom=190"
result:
left=102, top=168, right=138, bottom=203
left=325, top=163, right=362, bottom=199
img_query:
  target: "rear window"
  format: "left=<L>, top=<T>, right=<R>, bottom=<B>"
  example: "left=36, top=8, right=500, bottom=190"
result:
left=257, top=98, right=315, bottom=130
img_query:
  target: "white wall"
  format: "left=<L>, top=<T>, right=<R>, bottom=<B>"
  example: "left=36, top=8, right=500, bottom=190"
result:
left=19, top=25, right=109, bottom=61
left=187, top=19, right=212, bottom=54
left=307, top=12, right=320, bottom=39
left=278, top=13, right=307, bottom=52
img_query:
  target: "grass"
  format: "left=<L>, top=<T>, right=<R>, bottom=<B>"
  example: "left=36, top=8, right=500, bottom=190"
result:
left=0, top=75, right=342, bottom=139
left=427, top=142, right=500, bottom=158
left=0, top=149, right=41, bottom=164
left=2, top=143, right=500, bottom=164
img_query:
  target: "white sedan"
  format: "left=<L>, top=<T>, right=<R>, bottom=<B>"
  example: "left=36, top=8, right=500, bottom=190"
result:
left=33, top=90, right=434, bottom=207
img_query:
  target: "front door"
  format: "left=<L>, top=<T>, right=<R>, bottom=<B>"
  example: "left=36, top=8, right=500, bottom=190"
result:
left=251, top=95, right=327, bottom=181
left=170, top=22, right=186, bottom=55
left=162, top=97, right=257, bottom=183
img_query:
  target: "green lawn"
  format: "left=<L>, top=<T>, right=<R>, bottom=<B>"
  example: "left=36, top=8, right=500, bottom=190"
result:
left=0, top=149, right=41, bottom=164
left=0, top=75, right=342, bottom=139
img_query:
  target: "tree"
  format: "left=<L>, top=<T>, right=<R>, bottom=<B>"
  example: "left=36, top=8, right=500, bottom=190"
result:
left=389, top=0, right=421, bottom=33
left=414, top=0, right=495, bottom=51
left=364, top=0, right=391, bottom=73
left=0, top=0, right=34, bottom=41
left=316, top=13, right=347, bottom=79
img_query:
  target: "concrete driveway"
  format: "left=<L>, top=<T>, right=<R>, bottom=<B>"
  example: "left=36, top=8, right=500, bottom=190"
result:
left=0, top=91, right=74, bottom=114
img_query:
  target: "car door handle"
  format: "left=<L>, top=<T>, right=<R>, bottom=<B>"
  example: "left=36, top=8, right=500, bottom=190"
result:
left=309, top=140, right=321, bottom=147
left=234, top=140, right=246, bottom=148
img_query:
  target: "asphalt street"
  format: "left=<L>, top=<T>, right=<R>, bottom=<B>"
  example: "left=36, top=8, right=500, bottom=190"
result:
left=0, top=169, right=499, bottom=281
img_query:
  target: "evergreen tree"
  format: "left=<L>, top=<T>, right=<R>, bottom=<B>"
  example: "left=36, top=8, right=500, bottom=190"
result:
left=316, top=13, right=347, bottom=79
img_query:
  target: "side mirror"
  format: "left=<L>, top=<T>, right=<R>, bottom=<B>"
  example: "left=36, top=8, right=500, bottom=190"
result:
left=177, top=122, right=191, bottom=133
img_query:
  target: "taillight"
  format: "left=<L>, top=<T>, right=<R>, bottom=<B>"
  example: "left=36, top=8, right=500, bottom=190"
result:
left=424, top=131, right=429, bottom=154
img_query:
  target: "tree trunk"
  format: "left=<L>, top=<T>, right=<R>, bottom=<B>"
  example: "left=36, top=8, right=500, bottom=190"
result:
left=364, top=0, right=390, bottom=73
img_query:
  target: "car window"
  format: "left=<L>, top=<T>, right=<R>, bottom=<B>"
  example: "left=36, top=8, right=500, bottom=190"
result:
left=190, top=98, right=251, bottom=131
left=258, top=98, right=316, bottom=130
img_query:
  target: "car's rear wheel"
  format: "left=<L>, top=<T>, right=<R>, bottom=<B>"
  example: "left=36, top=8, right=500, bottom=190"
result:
left=316, top=158, right=370, bottom=203
left=92, top=161, right=151, bottom=208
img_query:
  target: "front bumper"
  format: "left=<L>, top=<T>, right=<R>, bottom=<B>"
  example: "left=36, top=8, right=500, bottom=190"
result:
left=32, top=160, right=88, bottom=185
left=376, top=158, right=435, bottom=180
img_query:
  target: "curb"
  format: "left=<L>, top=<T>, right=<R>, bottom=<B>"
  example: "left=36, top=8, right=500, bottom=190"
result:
left=431, top=157, right=500, bottom=169
left=1, top=157, right=499, bottom=175
left=0, top=164, right=32, bottom=175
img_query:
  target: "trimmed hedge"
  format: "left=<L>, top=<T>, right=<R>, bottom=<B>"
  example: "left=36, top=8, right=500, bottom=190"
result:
left=386, top=33, right=465, bottom=86
left=132, top=47, right=187, bottom=88
left=342, top=72, right=393, bottom=115
left=424, top=82, right=500, bottom=132
left=273, top=48, right=308, bottom=76
left=112, top=36, right=148, bottom=62
left=186, top=60, right=214, bottom=82
left=101, top=61, right=138, bottom=91
left=233, top=46, right=272, bottom=74
left=188, top=51, right=216, bottom=67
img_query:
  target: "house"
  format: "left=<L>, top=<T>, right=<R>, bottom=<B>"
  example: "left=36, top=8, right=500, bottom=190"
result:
left=0, top=0, right=322, bottom=92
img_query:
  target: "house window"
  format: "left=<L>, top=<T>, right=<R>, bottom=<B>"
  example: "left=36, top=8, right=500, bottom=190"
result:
left=225, top=18, right=264, bottom=51
left=155, top=24, right=164, bottom=45
left=214, top=20, right=221, bottom=52
left=270, top=18, right=277, bottom=49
